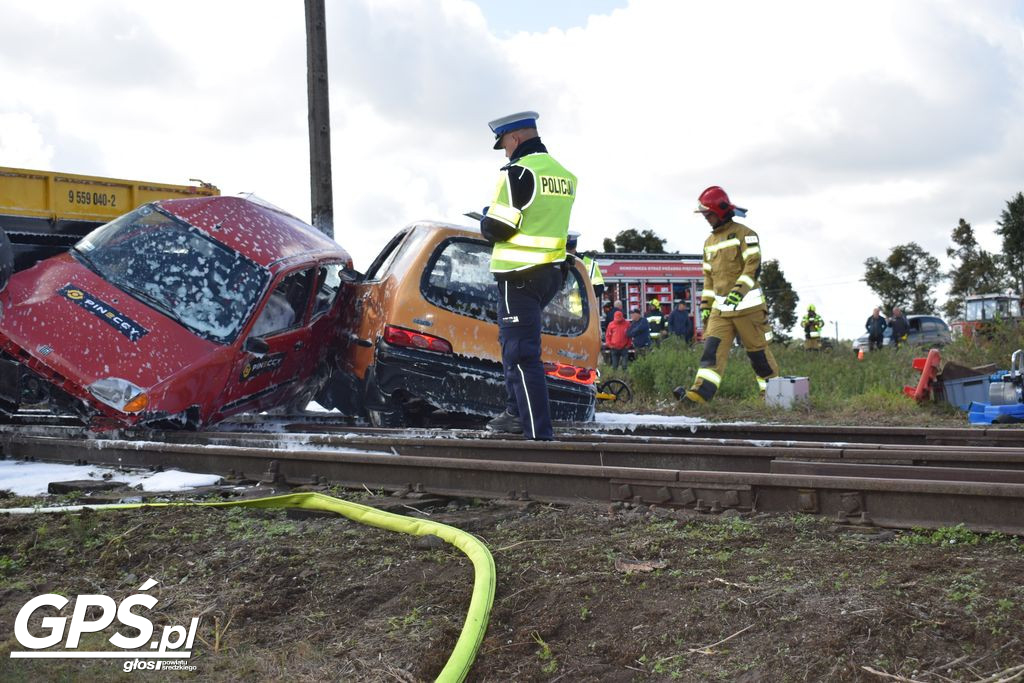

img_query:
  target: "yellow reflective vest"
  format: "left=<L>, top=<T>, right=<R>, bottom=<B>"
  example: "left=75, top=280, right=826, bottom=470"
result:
left=583, top=255, right=604, bottom=286
left=488, top=153, right=576, bottom=273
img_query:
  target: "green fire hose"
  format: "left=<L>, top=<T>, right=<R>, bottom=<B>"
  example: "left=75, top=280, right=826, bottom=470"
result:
left=4, top=492, right=496, bottom=683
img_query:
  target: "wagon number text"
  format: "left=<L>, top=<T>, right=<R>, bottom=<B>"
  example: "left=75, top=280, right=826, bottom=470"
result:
left=67, top=190, right=117, bottom=208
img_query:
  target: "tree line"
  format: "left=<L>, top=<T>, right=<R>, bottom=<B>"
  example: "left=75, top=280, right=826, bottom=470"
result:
left=863, top=191, right=1023, bottom=319
left=597, top=190, right=1023, bottom=338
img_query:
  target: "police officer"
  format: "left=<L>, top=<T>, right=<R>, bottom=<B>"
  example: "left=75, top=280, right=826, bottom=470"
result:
left=480, top=111, right=576, bottom=440
left=674, top=186, right=779, bottom=403
left=801, top=304, right=824, bottom=350
left=566, top=232, right=605, bottom=299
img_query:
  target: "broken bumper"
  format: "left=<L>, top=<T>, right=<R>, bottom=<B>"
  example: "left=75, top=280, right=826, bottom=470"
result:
left=373, top=342, right=596, bottom=422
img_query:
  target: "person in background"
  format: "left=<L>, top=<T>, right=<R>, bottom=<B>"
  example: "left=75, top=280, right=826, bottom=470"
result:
left=627, top=308, right=652, bottom=353
left=666, top=299, right=694, bottom=344
left=605, top=299, right=623, bottom=327
left=604, top=310, right=631, bottom=370
left=865, top=307, right=887, bottom=351
left=646, top=297, right=665, bottom=338
left=566, top=232, right=605, bottom=300
left=801, top=304, right=824, bottom=350
left=889, top=306, right=909, bottom=349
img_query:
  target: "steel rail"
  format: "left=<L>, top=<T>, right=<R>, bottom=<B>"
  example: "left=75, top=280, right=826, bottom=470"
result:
left=6, top=424, right=1024, bottom=473
left=4, top=433, right=1024, bottom=534
left=4, top=410, right=1023, bottom=447
left=208, top=413, right=1024, bottom=447
left=143, top=429, right=1024, bottom=471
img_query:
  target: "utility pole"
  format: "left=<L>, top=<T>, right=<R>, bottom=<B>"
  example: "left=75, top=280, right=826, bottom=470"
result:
left=305, top=0, right=333, bottom=238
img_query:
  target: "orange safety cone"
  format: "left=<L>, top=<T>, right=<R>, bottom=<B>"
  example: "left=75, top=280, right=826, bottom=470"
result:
left=857, top=349, right=865, bottom=360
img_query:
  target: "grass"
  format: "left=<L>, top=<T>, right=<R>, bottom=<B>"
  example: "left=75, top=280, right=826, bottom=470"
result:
left=598, top=325, right=1024, bottom=423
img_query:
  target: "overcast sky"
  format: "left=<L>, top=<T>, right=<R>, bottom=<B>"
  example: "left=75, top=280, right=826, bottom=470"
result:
left=2, top=0, right=1023, bottom=339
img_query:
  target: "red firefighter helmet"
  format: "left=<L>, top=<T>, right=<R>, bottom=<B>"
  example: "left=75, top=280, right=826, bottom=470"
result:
left=694, top=186, right=746, bottom=220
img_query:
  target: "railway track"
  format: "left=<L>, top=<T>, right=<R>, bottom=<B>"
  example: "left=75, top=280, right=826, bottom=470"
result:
left=225, top=412, right=1024, bottom=447
left=2, top=414, right=1024, bottom=534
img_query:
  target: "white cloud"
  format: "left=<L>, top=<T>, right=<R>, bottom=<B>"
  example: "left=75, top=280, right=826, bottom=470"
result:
left=0, top=112, right=54, bottom=168
left=1, top=0, right=1022, bottom=340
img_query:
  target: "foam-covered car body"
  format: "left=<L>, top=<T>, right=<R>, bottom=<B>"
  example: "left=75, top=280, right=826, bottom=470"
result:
left=319, top=221, right=601, bottom=426
left=0, top=195, right=352, bottom=430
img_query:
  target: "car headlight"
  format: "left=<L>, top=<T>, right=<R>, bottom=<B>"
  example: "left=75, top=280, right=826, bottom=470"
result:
left=88, top=377, right=150, bottom=413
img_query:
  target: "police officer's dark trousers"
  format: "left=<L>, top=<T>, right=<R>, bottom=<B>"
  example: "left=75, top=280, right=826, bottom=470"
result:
left=496, top=265, right=562, bottom=440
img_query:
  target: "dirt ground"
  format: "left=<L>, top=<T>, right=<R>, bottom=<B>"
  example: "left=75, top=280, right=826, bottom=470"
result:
left=2, top=492, right=1024, bottom=682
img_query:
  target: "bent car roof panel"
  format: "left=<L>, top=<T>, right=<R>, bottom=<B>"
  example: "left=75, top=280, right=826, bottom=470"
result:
left=156, top=195, right=349, bottom=267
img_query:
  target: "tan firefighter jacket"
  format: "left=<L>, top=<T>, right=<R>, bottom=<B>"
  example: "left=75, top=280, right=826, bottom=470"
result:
left=699, top=220, right=765, bottom=319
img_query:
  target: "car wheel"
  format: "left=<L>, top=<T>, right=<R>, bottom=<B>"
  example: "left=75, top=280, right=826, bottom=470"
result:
left=364, top=366, right=407, bottom=428
left=287, top=361, right=331, bottom=413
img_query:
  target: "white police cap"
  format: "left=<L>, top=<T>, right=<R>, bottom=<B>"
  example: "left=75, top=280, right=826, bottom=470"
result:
left=488, top=111, right=539, bottom=149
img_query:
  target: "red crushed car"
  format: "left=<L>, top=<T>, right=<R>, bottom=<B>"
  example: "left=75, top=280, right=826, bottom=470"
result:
left=0, top=195, right=353, bottom=430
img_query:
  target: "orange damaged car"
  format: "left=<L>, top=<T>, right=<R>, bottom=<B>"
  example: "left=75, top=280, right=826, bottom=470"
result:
left=318, top=222, right=601, bottom=427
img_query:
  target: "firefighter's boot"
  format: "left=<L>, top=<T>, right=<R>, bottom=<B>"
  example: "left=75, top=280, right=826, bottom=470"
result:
left=674, top=386, right=704, bottom=405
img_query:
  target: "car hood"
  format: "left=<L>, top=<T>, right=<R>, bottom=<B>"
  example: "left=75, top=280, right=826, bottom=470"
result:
left=0, top=254, right=220, bottom=390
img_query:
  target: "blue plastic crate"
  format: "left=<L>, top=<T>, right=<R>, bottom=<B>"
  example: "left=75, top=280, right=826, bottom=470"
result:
left=940, top=375, right=990, bottom=410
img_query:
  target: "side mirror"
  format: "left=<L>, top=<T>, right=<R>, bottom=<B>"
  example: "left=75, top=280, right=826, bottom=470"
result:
left=244, top=337, right=270, bottom=355
left=338, top=268, right=362, bottom=283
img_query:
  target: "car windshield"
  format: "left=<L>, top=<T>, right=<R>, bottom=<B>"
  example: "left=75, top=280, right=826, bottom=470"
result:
left=420, top=237, right=590, bottom=337
left=74, top=205, right=270, bottom=344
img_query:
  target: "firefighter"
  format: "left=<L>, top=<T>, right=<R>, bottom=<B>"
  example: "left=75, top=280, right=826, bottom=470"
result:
left=566, top=232, right=605, bottom=299
left=479, top=111, right=576, bottom=440
left=673, top=186, right=779, bottom=403
left=801, top=304, right=824, bottom=350
left=646, top=297, right=665, bottom=339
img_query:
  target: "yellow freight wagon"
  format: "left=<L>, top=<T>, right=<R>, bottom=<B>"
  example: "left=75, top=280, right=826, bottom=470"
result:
left=0, top=166, right=218, bottom=229
left=0, top=166, right=218, bottom=269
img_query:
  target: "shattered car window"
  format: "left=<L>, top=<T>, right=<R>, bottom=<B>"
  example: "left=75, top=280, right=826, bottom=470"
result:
left=251, top=268, right=315, bottom=337
left=313, top=263, right=343, bottom=318
left=420, top=238, right=589, bottom=337
left=75, top=205, right=270, bottom=344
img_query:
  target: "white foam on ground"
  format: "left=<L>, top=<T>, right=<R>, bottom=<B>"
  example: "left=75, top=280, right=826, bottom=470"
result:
left=305, top=401, right=339, bottom=413
left=0, top=460, right=222, bottom=497
left=594, top=412, right=708, bottom=428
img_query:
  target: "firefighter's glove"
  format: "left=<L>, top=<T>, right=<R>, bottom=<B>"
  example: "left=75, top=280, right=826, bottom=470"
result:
left=701, top=308, right=711, bottom=323
left=725, top=289, right=743, bottom=308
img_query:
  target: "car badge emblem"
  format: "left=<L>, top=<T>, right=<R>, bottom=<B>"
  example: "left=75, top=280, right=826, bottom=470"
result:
left=37, top=344, right=53, bottom=356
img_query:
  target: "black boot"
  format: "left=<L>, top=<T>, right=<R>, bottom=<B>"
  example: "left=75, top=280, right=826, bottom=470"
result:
left=674, top=386, right=704, bottom=405
left=486, top=410, right=523, bottom=434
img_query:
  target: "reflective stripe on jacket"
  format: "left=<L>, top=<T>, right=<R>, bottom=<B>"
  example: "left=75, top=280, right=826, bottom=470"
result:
left=700, top=220, right=765, bottom=318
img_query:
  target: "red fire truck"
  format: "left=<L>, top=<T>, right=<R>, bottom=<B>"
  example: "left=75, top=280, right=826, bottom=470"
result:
left=594, top=252, right=704, bottom=334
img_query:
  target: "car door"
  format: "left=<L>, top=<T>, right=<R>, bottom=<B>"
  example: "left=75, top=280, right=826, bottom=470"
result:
left=339, top=229, right=412, bottom=379
left=216, top=267, right=317, bottom=416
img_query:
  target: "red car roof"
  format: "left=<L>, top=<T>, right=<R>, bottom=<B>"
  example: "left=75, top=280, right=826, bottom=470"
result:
left=155, top=195, right=349, bottom=268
